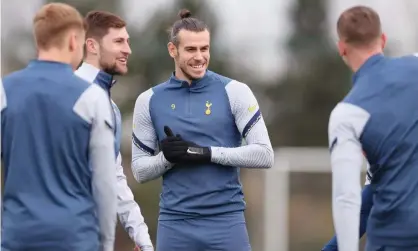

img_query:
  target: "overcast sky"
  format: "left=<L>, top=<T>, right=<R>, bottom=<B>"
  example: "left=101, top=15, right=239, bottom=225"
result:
left=2, top=0, right=418, bottom=79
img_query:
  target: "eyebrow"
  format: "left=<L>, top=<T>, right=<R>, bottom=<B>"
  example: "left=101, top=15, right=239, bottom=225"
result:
left=113, top=36, right=130, bottom=40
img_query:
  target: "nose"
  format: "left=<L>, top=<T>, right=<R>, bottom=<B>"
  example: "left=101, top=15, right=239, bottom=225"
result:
left=122, top=42, right=132, bottom=55
left=194, top=51, right=203, bottom=61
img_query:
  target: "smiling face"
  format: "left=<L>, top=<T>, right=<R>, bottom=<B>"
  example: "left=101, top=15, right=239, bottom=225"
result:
left=168, top=29, right=210, bottom=81
left=95, top=27, right=131, bottom=75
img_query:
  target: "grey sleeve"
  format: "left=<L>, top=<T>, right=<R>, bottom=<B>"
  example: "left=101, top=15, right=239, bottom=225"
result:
left=131, top=88, right=173, bottom=183
left=74, top=84, right=117, bottom=251
left=115, top=153, right=153, bottom=249
left=328, top=102, right=369, bottom=251
left=210, top=80, right=274, bottom=169
left=1, top=80, right=6, bottom=112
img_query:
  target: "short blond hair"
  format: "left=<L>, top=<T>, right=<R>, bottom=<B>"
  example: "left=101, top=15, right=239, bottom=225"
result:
left=33, top=3, right=86, bottom=50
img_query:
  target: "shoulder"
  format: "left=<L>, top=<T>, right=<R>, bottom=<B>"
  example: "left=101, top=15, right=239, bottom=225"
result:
left=223, top=79, right=256, bottom=104
left=71, top=74, right=92, bottom=89
left=2, top=68, right=28, bottom=89
left=329, top=102, right=371, bottom=138
left=203, top=71, right=254, bottom=96
left=135, top=88, right=154, bottom=108
left=150, top=79, right=172, bottom=94
left=78, top=84, right=108, bottom=104
left=342, top=77, right=373, bottom=107
left=206, top=71, right=233, bottom=87
left=73, top=84, right=110, bottom=124
left=75, top=63, right=100, bottom=83
left=57, top=74, right=92, bottom=99
left=224, top=79, right=252, bottom=93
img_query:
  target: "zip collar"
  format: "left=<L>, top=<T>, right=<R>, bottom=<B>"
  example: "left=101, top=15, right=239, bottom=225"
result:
left=76, top=62, right=117, bottom=93
left=352, top=53, right=385, bottom=85
left=169, top=70, right=210, bottom=89
left=28, top=59, right=73, bottom=73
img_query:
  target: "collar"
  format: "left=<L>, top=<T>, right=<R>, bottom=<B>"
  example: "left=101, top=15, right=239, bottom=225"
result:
left=352, top=53, right=385, bottom=84
left=76, top=62, right=117, bottom=92
left=28, top=59, right=73, bottom=72
left=169, top=70, right=210, bottom=89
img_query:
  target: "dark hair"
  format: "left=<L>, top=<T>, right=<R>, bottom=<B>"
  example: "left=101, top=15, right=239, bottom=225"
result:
left=84, top=10, right=126, bottom=40
left=168, top=9, right=208, bottom=46
left=337, top=5, right=381, bottom=46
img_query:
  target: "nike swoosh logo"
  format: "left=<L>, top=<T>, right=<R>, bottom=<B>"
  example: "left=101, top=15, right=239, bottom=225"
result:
left=187, top=149, right=200, bottom=154
left=248, top=104, right=257, bottom=112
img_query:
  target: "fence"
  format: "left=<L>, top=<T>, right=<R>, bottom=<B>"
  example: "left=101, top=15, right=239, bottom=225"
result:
left=261, top=147, right=367, bottom=251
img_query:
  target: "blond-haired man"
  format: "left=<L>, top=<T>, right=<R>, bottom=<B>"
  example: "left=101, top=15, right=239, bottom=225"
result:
left=1, top=3, right=117, bottom=251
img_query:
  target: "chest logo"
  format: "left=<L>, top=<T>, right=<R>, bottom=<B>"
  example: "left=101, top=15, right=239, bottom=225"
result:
left=171, top=104, right=176, bottom=110
left=248, top=104, right=257, bottom=112
left=205, top=101, right=212, bottom=115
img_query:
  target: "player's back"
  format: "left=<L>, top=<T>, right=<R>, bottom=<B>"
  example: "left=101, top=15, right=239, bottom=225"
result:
left=1, top=60, right=101, bottom=251
left=346, top=54, right=418, bottom=247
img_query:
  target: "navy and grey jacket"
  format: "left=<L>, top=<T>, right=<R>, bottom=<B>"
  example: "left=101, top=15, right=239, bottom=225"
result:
left=1, top=60, right=117, bottom=251
left=76, top=62, right=153, bottom=250
left=329, top=53, right=418, bottom=250
left=132, top=70, right=274, bottom=220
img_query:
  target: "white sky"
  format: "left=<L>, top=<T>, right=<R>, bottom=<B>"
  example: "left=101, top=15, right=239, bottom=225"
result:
left=2, top=0, right=418, bottom=79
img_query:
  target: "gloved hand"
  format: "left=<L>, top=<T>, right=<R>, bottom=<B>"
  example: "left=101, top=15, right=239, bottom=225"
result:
left=161, top=125, right=211, bottom=164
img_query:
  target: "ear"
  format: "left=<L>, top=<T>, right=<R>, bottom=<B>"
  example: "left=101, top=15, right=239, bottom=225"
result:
left=167, top=42, right=177, bottom=59
left=381, top=33, right=387, bottom=50
left=337, top=40, right=347, bottom=57
left=68, top=31, right=77, bottom=52
left=85, top=38, right=99, bottom=55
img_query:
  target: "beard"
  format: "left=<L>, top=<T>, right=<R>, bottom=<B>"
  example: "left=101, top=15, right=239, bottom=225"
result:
left=179, top=63, right=198, bottom=81
left=99, top=59, right=121, bottom=76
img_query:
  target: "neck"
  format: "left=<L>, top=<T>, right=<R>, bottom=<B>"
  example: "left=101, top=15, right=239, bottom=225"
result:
left=38, top=49, right=72, bottom=68
left=349, top=47, right=383, bottom=73
left=84, top=57, right=102, bottom=71
left=174, top=65, right=192, bottom=85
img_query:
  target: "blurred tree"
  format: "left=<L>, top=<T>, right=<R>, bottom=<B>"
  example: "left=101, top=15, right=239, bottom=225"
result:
left=266, top=0, right=352, bottom=147
left=1, top=0, right=122, bottom=75
left=45, top=0, right=123, bottom=16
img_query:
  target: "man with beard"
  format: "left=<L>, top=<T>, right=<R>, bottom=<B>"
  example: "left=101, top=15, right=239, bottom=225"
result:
left=75, top=11, right=153, bottom=251
left=131, top=9, right=274, bottom=251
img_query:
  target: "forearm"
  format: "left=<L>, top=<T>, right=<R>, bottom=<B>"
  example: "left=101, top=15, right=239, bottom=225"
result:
left=332, top=146, right=362, bottom=251
left=116, top=156, right=153, bottom=249
left=210, top=119, right=273, bottom=168
left=91, top=141, right=117, bottom=250
left=132, top=151, right=173, bottom=183
left=118, top=194, right=153, bottom=248
left=92, top=156, right=117, bottom=251
left=322, top=185, right=373, bottom=251
left=211, top=143, right=273, bottom=168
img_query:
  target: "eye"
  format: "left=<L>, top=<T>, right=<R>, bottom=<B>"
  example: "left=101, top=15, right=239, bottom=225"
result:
left=114, top=38, right=126, bottom=44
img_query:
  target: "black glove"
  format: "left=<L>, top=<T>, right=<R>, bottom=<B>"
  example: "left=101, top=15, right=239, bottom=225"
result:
left=161, top=126, right=211, bottom=164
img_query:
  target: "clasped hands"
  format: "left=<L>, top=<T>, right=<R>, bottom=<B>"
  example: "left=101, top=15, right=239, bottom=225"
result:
left=161, top=125, right=211, bottom=164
